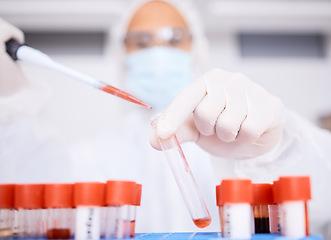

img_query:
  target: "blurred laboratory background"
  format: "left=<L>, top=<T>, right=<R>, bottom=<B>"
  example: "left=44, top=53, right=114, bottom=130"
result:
left=1, top=0, right=331, bottom=139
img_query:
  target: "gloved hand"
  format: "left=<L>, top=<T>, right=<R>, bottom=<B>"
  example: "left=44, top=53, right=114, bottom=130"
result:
left=150, top=69, right=285, bottom=159
left=0, top=18, right=28, bottom=96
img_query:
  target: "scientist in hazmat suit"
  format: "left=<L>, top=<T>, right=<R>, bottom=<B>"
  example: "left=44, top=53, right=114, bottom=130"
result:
left=101, top=0, right=331, bottom=237
left=1, top=0, right=331, bottom=238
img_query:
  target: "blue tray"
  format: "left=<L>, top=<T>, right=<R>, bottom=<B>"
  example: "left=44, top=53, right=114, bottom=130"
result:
left=133, top=232, right=322, bottom=240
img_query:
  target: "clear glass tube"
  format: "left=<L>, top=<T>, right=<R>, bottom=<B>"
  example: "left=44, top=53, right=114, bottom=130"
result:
left=17, top=209, right=43, bottom=238
left=104, top=205, right=131, bottom=239
left=269, top=204, right=279, bottom=233
left=46, top=208, right=73, bottom=239
left=128, top=205, right=137, bottom=238
left=0, top=209, right=15, bottom=238
left=151, top=115, right=211, bottom=228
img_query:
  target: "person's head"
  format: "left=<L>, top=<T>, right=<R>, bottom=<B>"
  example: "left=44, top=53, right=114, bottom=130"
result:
left=111, top=0, right=209, bottom=111
left=124, top=1, right=192, bottom=53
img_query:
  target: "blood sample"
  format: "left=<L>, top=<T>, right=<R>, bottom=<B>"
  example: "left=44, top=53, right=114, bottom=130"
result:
left=47, top=229, right=71, bottom=239
left=74, top=182, right=105, bottom=240
left=44, top=184, right=74, bottom=239
left=14, top=184, right=44, bottom=238
left=277, top=176, right=311, bottom=238
left=216, top=179, right=253, bottom=239
left=151, top=115, right=211, bottom=228
left=252, top=183, right=273, bottom=234
left=0, top=184, right=15, bottom=238
left=104, top=180, right=137, bottom=239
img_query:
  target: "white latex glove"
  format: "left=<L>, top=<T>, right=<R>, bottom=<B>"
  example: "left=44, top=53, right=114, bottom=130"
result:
left=0, top=18, right=28, bottom=96
left=150, top=69, right=285, bottom=159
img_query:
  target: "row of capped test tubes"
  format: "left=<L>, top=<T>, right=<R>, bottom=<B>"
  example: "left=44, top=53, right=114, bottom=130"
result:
left=0, top=180, right=142, bottom=239
left=216, top=176, right=311, bottom=239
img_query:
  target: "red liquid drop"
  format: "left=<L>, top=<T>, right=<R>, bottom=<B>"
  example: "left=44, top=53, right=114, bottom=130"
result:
left=47, top=229, right=71, bottom=239
left=100, top=85, right=152, bottom=109
left=193, top=218, right=211, bottom=228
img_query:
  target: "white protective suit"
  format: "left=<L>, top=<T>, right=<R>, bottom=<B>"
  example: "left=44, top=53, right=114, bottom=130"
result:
left=110, top=0, right=331, bottom=237
left=1, top=0, right=331, bottom=238
left=74, top=0, right=221, bottom=233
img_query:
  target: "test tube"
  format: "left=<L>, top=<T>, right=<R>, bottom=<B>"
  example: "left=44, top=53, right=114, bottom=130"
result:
left=216, top=179, right=253, bottom=239
left=74, top=182, right=105, bottom=240
left=44, top=183, right=74, bottom=239
left=252, top=183, right=273, bottom=234
left=270, top=181, right=280, bottom=234
left=0, top=184, right=15, bottom=238
left=277, top=176, right=311, bottom=238
left=151, top=115, right=211, bottom=228
left=128, top=184, right=142, bottom=238
left=14, top=184, right=44, bottom=238
left=215, top=184, right=224, bottom=235
left=104, top=180, right=137, bottom=239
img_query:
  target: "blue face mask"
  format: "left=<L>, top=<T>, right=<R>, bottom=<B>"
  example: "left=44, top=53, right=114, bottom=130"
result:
left=125, top=47, right=194, bottom=111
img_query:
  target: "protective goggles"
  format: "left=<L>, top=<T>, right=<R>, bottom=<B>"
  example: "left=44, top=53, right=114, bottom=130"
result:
left=124, top=27, right=192, bottom=49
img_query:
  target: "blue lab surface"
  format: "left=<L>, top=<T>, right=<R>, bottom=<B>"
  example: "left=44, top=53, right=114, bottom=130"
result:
left=131, top=232, right=322, bottom=240
left=20, top=232, right=323, bottom=240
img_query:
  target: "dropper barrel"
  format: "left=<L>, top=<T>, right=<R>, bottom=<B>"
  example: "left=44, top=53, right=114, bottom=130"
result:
left=5, top=39, right=151, bottom=109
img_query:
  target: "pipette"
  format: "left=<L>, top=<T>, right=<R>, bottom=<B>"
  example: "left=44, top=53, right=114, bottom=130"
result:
left=6, top=39, right=151, bottom=109
left=151, top=114, right=211, bottom=228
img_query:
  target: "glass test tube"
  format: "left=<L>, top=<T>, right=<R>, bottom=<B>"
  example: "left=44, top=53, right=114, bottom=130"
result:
left=74, top=182, right=105, bottom=240
left=270, top=181, right=280, bottom=234
left=216, top=179, right=253, bottom=239
left=215, top=185, right=224, bottom=235
left=252, top=183, right=273, bottom=234
left=44, top=184, right=74, bottom=239
left=128, top=184, right=142, bottom=238
left=278, top=176, right=311, bottom=239
left=0, top=184, right=15, bottom=238
left=151, top=115, right=211, bottom=228
left=14, top=184, right=44, bottom=238
left=104, top=180, right=137, bottom=239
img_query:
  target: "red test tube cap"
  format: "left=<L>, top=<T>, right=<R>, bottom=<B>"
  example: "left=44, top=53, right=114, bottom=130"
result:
left=217, top=179, right=252, bottom=204
left=15, top=184, right=44, bottom=209
left=105, top=180, right=137, bottom=206
left=44, top=183, right=73, bottom=208
left=0, top=184, right=15, bottom=209
left=134, top=184, right=142, bottom=206
left=278, top=176, right=311, bottom=202
left=272, top=180, right=280, bottom=204
left=216, top=184, right=222, bottom=206
left=252, top=183, right=273, bottom=205
left=74, top=182, right=105, bottom=207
